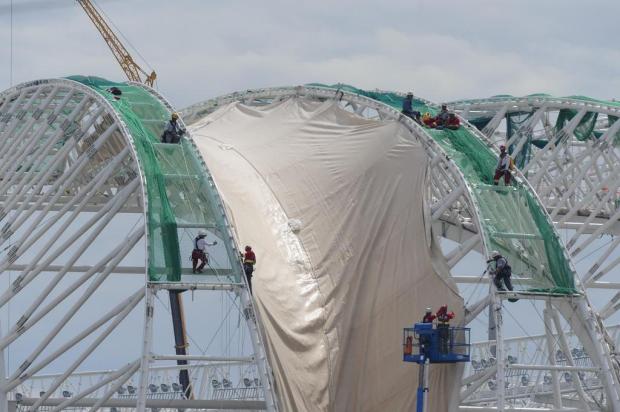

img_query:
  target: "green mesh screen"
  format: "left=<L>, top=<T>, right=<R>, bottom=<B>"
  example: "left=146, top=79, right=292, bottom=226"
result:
left=555, top=109, right=598, bottom=141
left=309, top=84, right=577, bottom=294
left=468, top=116, right=492, bottom=131
left=606, top=115, right=620, bottom=146
left=69, top=76, right=239, bottom=282
left=507, top=112, right=533, bottom=168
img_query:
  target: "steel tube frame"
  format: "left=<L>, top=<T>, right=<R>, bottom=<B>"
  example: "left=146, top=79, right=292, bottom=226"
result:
left=0, top=228, right=144, bottom=350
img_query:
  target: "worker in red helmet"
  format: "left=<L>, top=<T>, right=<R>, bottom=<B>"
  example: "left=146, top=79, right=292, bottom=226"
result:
left=436, top=305, right=455, bottom=324
left=436, top=305, right=455, bottom=354
left=243, top=246, right=256, bottom=294
left=493, top=145, right=512, bottom=186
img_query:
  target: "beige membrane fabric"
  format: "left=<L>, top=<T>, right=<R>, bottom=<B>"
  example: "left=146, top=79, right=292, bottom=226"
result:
left=190, top=97, right=464, bottom=411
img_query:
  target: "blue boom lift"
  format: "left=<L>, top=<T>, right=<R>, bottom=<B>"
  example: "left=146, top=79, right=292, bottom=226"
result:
left=403, top=323, right=471, bottom=412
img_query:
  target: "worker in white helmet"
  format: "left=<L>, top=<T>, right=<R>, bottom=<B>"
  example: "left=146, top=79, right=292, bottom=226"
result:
left=487, top=250, right=513, bottom=292
left=191, top=229, right=217, bottom=274
left=422, top=307, right=436, bottom=323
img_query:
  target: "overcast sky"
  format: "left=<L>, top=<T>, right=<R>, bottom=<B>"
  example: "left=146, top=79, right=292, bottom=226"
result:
left=1, top=0, right=619, bottom=109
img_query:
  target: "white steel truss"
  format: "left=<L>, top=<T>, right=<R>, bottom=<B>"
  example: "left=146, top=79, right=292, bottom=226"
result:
left=451, top=96, right=620, bottom=322
left=0, top=79, right=277, bottom=411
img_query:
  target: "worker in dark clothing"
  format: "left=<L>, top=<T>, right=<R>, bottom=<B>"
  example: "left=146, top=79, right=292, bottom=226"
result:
left=436, top=304, right=455, bottom=354
left=243, top=245, right=256, bottom=294
left=487, top=250, right=513, bottom=292
left=493, top=145, right=512, bottom=185
left=106, top=86, right=122, bottom=101
left=191, top=230, right=217, bottom=274
left=401, top=92, right=421, bottom=123
left=161, top=112, right=186, bottom=143
left=420, top=307, right=436, bottom=354
left=435, top=104, right=450, bottom=129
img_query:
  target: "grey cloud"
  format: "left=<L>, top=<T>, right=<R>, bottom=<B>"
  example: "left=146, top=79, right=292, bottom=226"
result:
left=1, top=0, right=619, bottom=108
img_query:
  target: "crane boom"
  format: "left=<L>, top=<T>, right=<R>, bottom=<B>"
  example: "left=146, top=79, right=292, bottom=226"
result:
left=77, top=0, right=156, bottom=86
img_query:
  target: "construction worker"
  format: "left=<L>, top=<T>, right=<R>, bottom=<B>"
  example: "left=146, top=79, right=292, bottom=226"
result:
left=435, top=104, right=450, bottom=129
left=161, top=112, right=186, bottom=144
left=422, top=307, right=436, bottom=323
left=422, top=112, right=436, bottom=128
left=493, top=145, right=512, bottom=185
left=446, top=113, right=461, bottom=130
left=191, top=230, right=217, bottom=274
left=106, top=86, right=122, bottom=101
left=436, top=304, right=455, bottom=354
left=243, top=246, right=256, bottom=294
left=401, top=92, right=421, bottom=123
left=419, top=307, right=436, bottom=354
left=487, top=250, right=514, bottom=292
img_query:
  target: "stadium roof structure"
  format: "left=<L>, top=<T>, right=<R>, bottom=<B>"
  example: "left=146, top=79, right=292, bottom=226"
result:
left=0, top=77, right=619, bottom=410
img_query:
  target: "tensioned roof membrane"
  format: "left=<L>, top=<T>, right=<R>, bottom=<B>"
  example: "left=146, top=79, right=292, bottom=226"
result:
left=189, top=97, right=463, bottom=411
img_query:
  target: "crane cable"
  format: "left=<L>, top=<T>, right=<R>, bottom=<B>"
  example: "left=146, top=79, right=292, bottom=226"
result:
left=91, top=0, right=155, bottom=75
left=9, top=0, right=13, bottom=87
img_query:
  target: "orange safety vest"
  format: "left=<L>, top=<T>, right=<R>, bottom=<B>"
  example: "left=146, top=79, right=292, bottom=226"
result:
left=404, top=336, right=413, bottom=355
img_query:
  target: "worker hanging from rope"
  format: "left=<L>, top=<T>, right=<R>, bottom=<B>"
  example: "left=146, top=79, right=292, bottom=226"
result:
left=162, top=112, right=186, bottom=143
left=191, top=229, right=217, bottom=274
left=435, top=304, right=455, bottom=354
left=493, top=145, right=513, bottom=186
left=242, top=245, right=256, bottom=294
left=487, top=250, right=518, bottom=302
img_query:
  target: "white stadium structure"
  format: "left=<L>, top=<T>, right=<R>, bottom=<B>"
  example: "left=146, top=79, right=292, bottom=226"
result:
left=0, top=77, right=619, bottom=411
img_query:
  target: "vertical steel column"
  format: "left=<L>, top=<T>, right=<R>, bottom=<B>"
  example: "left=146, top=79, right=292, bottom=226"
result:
left=168, top=290, right=193, bottom=399
left=0, top=324, right=6, bottom=412
left=543, top=302, right=562, bottom=409
left=491, top=290, right=505, bottom=409
left=573, top=299, right=620, bottom=410
left=550, top=303, right=592, bottom=410
left=238, top=285, right=279, bottom=411
left=136, top=286, right=155, bottom=412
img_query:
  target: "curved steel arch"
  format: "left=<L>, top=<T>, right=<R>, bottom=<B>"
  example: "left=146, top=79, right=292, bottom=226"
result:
left=451, top=95, right=620, bottom=320
left=184, top=86, right=620, bottom=410
left=0, top=78, right=276, bottom=411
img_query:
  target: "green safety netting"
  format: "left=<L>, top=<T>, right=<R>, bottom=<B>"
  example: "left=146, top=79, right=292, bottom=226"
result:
left=507, top=112, right=534, bottom=168
left=468, top=116, right=492, bottom=131
left=309, top=83, right=577, bottom=294
left=555, top=109, right=598, bottom=142
left=69, top=76, right=239, bottom=282
left=608, top=115, right=620, bottom=146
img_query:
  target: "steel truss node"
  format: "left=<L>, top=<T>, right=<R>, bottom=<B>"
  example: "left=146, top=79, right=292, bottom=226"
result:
left=0, top=79, right=277, bottom=411
left=183, top=86, right=620, bottom=411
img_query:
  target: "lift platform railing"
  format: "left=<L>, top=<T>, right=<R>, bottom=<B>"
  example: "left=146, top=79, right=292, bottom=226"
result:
left=403, top=323, right=471, bottom=364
